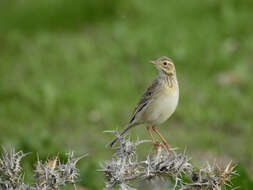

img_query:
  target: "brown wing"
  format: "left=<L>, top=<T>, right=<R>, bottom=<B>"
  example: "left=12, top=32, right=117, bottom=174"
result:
left=128, top=78, right=160, bottom=124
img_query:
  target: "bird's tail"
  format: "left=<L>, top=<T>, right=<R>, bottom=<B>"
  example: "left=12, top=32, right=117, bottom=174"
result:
left=109, top=123, right=136, bottom=147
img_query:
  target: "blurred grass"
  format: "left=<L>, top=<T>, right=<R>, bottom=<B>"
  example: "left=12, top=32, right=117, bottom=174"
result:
left=0, top=0, right=119, bottom=31
left=0, top=0, right=253, bottom=189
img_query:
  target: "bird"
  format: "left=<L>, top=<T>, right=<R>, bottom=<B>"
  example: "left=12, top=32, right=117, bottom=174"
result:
left=109, top=56, right=179, bottom=152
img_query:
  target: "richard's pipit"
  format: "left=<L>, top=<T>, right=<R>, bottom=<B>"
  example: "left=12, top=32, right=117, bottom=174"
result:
left=110, top=57, right=179, bottom=152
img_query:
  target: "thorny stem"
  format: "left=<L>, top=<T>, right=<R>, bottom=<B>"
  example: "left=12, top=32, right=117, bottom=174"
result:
left=101, top=131, right=238, bottom=190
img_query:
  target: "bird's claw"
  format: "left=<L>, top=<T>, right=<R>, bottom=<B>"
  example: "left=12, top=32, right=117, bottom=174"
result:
left=152, top=141, right=163, bottom=154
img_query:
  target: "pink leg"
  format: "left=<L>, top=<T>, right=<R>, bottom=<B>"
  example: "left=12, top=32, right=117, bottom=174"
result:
left=152, top=126, right=170, bottom=152
left=146, top=126, right=163, bottom=153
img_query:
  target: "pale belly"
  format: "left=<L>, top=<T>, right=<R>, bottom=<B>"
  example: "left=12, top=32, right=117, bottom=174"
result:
left=142, top=89, right=179, bottom=125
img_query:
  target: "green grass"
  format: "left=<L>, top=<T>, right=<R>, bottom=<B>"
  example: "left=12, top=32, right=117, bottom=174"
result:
left=0, top=0, right=253, bottom=189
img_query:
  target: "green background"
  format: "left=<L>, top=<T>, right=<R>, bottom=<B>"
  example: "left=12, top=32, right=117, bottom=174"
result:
left=0, top=0, right=252, bottom=189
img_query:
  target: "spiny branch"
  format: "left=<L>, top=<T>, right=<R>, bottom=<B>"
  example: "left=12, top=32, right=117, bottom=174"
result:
left=100, top=131, right=238, bottom=190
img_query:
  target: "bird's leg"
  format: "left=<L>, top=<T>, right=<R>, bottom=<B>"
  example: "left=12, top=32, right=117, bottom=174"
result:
left=152, top=126, right=170, bottom=152
left=146, top=126, right=155, bottom=144
left=146, top=126, right=162, bottom=152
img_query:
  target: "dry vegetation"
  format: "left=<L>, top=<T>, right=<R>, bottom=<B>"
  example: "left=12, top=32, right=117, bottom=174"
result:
left=100, top=132, right=237, bottom=190
left=0, top=133, right=238, bottom=190
left=0, top=147, right=86, bottom=190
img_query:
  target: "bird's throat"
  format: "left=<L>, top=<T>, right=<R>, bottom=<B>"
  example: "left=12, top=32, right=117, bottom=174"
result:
left=166, top=75, right=174, bottom=88
left=160, top=70, right=176, bottom=88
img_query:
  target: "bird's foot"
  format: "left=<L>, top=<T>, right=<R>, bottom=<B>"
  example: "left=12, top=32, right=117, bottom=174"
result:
left=152, top=126, right=171, bottom=153
left=153, top=141, right=164, bottom=154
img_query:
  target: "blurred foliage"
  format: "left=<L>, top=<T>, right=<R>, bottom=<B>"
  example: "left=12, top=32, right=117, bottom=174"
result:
left=0, top=0, right=253, bottom=189
left=0, top=0, right=120, bottom=31
left=230, top=164, right=253, bottom=190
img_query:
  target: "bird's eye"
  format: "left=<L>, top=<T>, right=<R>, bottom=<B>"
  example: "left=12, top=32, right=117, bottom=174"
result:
left=163, top=62, right=168, bottom=66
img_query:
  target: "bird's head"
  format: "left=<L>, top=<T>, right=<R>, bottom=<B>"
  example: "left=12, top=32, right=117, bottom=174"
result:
left=151, top=56, right=175, bottom=76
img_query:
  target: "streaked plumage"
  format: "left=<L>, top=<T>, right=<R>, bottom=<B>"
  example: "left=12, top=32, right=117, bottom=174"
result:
left=110, top=56, right=179, bottom=149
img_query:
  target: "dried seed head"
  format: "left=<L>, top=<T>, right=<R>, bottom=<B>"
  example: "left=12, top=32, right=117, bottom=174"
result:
left=102, top=132, right=238, bottom=190
left=0, top=148, right=85, bottom=190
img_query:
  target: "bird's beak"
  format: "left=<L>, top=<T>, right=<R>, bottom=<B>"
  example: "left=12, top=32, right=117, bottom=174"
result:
left=150, top=60, right=157, bottom=65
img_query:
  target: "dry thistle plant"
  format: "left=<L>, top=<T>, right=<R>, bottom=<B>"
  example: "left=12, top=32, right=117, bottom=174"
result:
left=0, top=147, right=29, bottom=190
left=0, top=147, right=86, bottom=190
left=100, top=132, right=238, bottom=190
left=34, top=152, right=86, bottom=190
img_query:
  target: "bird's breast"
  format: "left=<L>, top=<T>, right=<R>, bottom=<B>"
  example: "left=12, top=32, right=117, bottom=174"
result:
left=144, top=87, right=179, bottom=125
